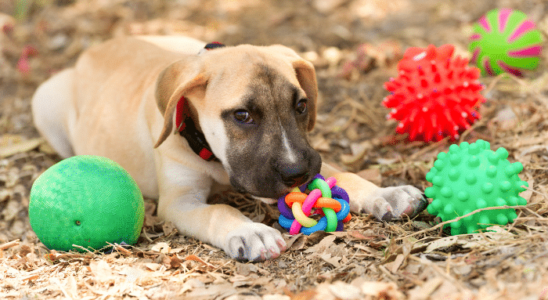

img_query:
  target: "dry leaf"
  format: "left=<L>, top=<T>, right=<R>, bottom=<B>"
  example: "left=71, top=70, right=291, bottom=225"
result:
left=347, top=230, right=375, bottom=240
left=263, top=295, right=291, bottom=300
left=165, top=254, right=182, bottom=269
left=311, top=137, right=331, bottom=152
left=0, top=138, right=44, bottom=158
left=390, top=254, right=405, bottom=273
left=304, top=235, right=337, bottom=254
left=185, top=282, right=236, bottom=299
left=521, top=178, right=536, bottom=203
left=150, top=242, right=170, bottom=253
left=286, top=234, right=306, bottom=250
left=185, top=254, right=215, bottom=268
left=360, top=281, right=405, bottom=299
left=319, top=253, right=341, bottom=267
left=89, top=260, right=113, bottom=282
left=429, top=279, right=459, bottom=299
left=327, top=281, right=362, bottom=300
left=143, top=263, right=161, bottom=271
left=425, top=236, right=459, bottom=253
left=408, top=277, right=444, bottom=300
left=119, top=266, right=145, bottom=283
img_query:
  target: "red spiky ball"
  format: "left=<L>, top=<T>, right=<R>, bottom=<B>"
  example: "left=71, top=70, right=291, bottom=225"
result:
left=383, top=44, right=485, bottom=142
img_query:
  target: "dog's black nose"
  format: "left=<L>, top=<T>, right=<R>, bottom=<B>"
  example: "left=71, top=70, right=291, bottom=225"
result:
left=281, top=166, right=309, bottom=188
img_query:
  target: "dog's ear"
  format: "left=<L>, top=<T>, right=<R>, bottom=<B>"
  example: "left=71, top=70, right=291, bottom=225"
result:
left=269, top=45, right=318, bottom=131
left=154, top=58, right=207, bottom=148
left=292, top=59, right=318, bottom=131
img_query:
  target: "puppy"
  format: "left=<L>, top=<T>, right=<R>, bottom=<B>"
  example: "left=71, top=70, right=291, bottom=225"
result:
left=32, top=36, right=426, bottom=261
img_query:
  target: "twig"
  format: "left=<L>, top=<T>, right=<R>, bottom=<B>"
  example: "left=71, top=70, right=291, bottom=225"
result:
left=0, top=239, right=20, bottom=250
left=396, top=205, right=538, bottom=241
left=483, top=73, right=507, bottom=95
left=141, top=228, right=153, bottom=243
left=459, top=117, right=488, bottom=143
left=408, top=137, right=449, bottom=161
left=115, top=244, right=132, bottom=256
left=503, top=73, right=548, bottom=105
left=514, top=217, right=548, bottom=222
left=72, top=244, right=95, bottom=254
left=104, top=242, right=132, bottom=256
left=378, top=265, right=399, bottom=282
left=523, top=206, right=544, bottom=219
left=408, top=255, right=465, bottom=290
left=528, top=185, right=548, bottom=201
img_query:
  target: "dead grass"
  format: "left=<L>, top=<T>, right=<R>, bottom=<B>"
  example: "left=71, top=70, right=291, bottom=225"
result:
left=1, top=0, right=548, bottom=299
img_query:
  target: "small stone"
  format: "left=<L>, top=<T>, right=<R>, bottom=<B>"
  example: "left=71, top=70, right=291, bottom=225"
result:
left=323, top=47, right=342, bottom=66
left=2, top=199, right=21, bottom=221
left=49, top=33, right=69, bottom=50
left=0, top=189, right=10, bottom=202
left=313, top=0, right=345, bottom=13
left=10, top=220, right=26, bottom=236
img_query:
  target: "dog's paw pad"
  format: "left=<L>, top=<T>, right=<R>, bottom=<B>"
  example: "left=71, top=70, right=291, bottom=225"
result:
left=224, top=223, right=286, bottom=262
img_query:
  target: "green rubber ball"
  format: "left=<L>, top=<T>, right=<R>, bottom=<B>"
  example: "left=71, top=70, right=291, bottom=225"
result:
left=425, top=140, right=528, bottom=235
left=29, top=155, right=144, bottom=252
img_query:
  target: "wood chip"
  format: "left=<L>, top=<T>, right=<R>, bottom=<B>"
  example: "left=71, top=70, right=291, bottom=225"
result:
left=0, top=239, right=19, bottom=250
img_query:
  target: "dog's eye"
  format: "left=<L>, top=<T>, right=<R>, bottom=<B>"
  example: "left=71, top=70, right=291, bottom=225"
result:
left=296, top=99, right=307, bottom=114
left=234, top=110, right=254, bottom=124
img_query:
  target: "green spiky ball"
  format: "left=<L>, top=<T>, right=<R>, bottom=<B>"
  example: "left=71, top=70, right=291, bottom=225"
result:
left=29, top=156, right=145, bottom=252
left=425, top=140, right=528, bottom=235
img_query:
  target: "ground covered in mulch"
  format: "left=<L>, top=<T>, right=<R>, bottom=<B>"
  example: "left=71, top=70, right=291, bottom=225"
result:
left=1, top=0, right=548, bottom=299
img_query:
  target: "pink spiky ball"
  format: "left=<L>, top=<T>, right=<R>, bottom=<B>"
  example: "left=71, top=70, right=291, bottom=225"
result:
left=383, top=44, right=485, bottom=142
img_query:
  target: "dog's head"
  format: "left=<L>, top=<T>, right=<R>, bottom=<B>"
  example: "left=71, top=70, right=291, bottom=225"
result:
left=154, top=44, right=321, bottom=198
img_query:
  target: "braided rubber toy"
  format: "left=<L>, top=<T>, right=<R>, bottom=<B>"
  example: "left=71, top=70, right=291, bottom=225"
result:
left=278, top=174, right=351, bottom=235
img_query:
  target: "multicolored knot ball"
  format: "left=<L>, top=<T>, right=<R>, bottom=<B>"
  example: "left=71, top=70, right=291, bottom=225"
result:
left=469, top=8, right=543, bottom=76
left=383, top=44, right=485, bottom=142
left=278, top=174, right=351, bottom=235
left=425, top=140, right=528, bottom=236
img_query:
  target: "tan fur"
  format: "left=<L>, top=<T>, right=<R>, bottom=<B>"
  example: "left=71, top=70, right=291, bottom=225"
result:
left=32, top=36, right=426, bottom=261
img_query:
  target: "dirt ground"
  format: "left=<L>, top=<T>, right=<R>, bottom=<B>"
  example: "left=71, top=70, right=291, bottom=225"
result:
left=1, top=0, right=548, bottom=299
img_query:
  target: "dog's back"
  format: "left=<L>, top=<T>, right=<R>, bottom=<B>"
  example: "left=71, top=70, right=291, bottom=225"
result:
left=32, top=37, right=189, bottom=197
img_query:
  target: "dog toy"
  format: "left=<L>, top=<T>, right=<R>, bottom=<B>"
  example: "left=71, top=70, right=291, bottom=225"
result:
left=425, top=139, right=528, bottom=235
left=278, top=174, right=351, bottom=235
left=29, top=155, right=145, bottom=252
left=383, top=44, right=485, bottom=142
left=469, top=8, right=543, bottom=76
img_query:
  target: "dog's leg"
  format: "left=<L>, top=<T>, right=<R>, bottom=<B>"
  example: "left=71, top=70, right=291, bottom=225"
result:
left=321, top=163, right=427, bottom=221
left=31, top=69, right=76, bottom=158
left=156, top=155, right=286, bottom=261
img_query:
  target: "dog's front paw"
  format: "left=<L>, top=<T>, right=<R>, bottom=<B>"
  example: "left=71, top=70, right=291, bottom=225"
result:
left=223, top=223, right=286, bottom=262
left=362, top=186, right=428, bottom=221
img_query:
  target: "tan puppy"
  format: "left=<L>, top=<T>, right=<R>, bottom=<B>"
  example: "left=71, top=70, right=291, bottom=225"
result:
left=32, top=36, right=426, bottom=261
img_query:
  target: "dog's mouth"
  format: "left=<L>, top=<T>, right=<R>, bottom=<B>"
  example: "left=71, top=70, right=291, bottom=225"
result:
left=231, top=175, right=313, bottom=200
left=233, top=185, right=291, bottom=199
left=286, top=173, right=310, bottom=189
left=251, top=195, right=278, bottom=205
left=227, top=150, right=322, bottom=200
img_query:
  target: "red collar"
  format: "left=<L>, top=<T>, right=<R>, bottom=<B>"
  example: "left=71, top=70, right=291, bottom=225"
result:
left=175, top=42, right=225, bottom=162
left=175, top=96, right=216, bottom=161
